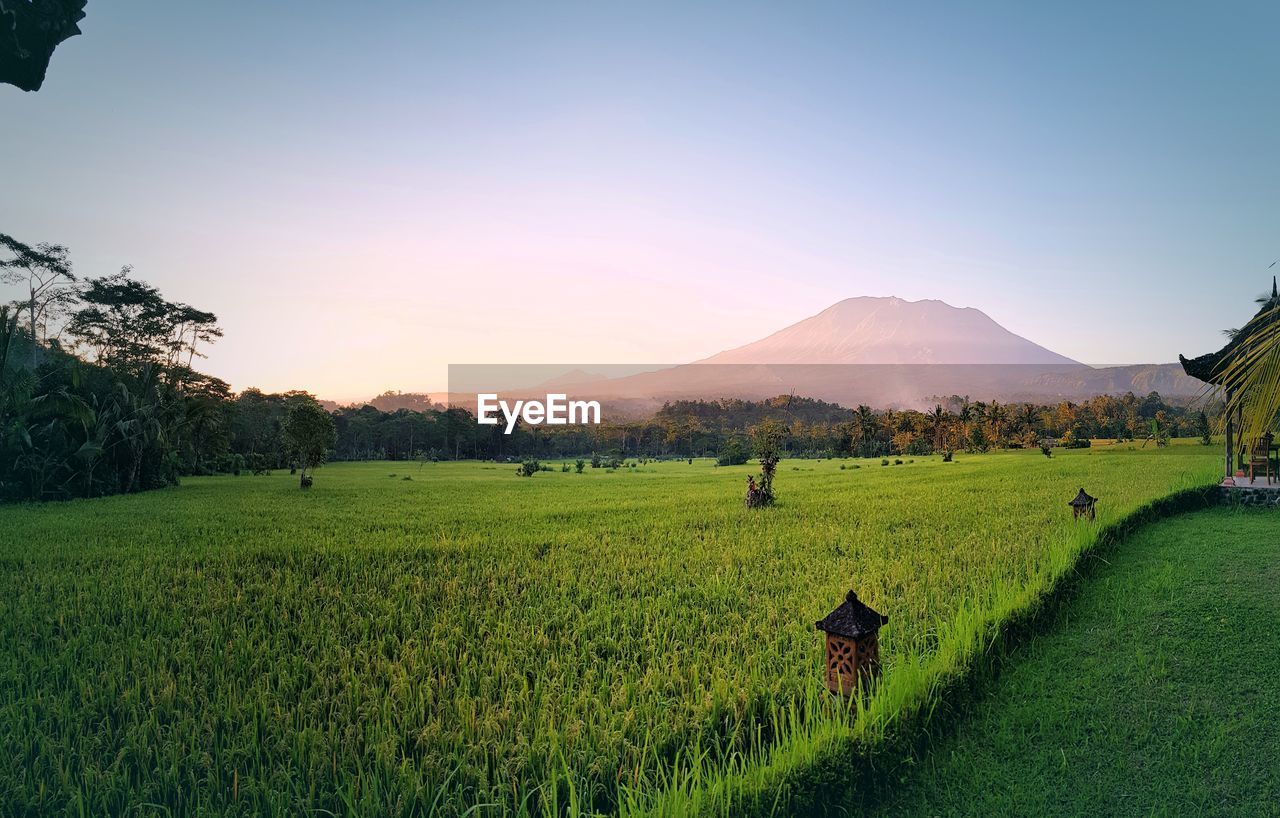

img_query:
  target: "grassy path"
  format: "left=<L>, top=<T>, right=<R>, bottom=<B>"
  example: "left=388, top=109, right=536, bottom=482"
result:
left=862, top=507, right=1280, bottom=817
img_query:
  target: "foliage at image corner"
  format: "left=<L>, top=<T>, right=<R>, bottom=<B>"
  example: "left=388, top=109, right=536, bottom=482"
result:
left=0, top=0, right=87, bottom=92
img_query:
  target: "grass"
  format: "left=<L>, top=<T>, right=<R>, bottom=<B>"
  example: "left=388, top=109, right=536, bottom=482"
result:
left=861, top=506, right=1280, bottom=817
left=0, top=445, right=1218, bottom=816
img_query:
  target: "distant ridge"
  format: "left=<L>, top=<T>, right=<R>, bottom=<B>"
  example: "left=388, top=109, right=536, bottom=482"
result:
left=319, top=391, right=444, bottom=413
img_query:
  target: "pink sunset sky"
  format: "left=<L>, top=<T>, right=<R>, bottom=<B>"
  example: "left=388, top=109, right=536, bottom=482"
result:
left=2, top=3, right=1277, bottom=402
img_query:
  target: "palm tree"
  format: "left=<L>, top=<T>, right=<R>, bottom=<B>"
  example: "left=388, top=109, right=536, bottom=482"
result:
left=927, top=404, right=948, bottom=450
left=987, top=401, right=1007, bottom=447
left=1017, top=403, right=1038, bottom=435
left=855, top=404, right=877, bottom=445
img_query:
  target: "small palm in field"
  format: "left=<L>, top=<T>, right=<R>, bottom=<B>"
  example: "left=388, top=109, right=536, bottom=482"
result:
left=1142, top=418, right=1170, bottom=448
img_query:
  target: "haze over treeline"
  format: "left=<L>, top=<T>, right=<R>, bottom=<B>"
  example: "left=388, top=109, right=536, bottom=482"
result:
left=0, top=234, right=1220, bottom=501
left=442, top=297, right=1206, bottom=414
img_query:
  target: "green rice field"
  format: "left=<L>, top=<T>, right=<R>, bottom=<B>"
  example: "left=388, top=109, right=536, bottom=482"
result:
left=0, top=445, right=1219, bottom=816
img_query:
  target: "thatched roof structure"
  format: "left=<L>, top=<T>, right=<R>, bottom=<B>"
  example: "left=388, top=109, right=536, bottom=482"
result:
left=1179, top=277, right=1279, bottom=385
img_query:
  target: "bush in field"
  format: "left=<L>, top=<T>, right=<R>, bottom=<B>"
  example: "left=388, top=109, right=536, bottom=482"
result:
left=516, top=459, right=540, bottom=477
left=1146, top=418, right=1170, bottom=448
left=247, top=452, right=272, bottom=476
left=590, top=453, right=601, bottom=468
left=905, top=437, right=933, bottom=457
left=967, top=426, right=989, bottom=453
left=857, top=439, right=890, bottom=458
left=1040, top=441, right=1053, bottom=457
left=574, top=459, right=585, bottom=473
left=717, top=437, right=748, bottom=466
left=745, top=419, right=785, bottom=507
left=561, top=463, right=570, bottom=472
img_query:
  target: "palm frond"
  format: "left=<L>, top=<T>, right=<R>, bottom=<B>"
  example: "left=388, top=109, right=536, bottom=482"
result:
left=1217, top=304, right=1280, bottom=448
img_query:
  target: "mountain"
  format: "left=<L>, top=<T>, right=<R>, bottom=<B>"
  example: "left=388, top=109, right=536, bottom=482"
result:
left=699, top=297, right=1080, bottom=365
left=443, top=297, right=1206, bottom=414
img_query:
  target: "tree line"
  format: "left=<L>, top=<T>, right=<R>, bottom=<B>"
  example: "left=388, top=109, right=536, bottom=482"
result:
left=0, top=233, right=334, bottom=500
left=432, top=392, right=1217, bottom=464
left=1, top=232, right=1219, bottom=501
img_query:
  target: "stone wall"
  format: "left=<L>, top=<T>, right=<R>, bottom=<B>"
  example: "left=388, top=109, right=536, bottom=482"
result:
left=1221, top=486, right=1280, bottom=508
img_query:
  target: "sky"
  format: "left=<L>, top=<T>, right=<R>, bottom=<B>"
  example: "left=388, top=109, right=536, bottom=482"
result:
left=2, top=1, right=1278, bottom=401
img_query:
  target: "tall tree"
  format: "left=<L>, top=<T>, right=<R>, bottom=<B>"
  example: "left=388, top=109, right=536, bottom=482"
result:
left=65, top=269, right=172, bottom=368
left=166, top=303, right=223, bottom=368
left=65, top=268, right=219, bottom=380
left=0, top=233, right=77, bottom=367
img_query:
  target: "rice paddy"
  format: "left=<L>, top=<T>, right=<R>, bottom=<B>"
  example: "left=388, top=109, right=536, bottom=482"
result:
left=0, top=445, right=1219, bottom=815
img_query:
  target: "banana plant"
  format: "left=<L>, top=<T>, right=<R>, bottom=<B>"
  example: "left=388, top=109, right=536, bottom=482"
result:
left=1142, top=417, right=1169, bottom=448
left=0, top=307, right=34, bottom=416
left=102, top=366, right=170, bottom=494
left=10, top=379, right=94, bottom=499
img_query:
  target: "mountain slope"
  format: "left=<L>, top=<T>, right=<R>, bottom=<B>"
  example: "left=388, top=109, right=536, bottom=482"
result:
left=441, top=296, right=1202, bottom=413
left=700, top=297, right=1080, bottom=365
